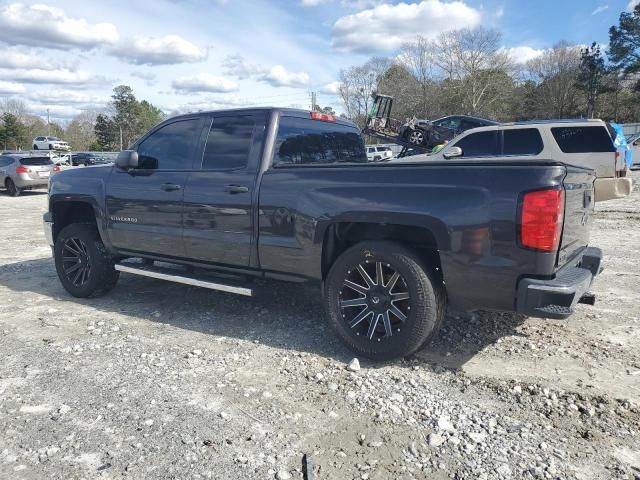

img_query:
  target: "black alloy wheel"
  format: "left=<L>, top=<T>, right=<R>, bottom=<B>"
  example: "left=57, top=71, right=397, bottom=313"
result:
left=324, top=241, right=445, bottom=361
left=339, top=260, right=411, bottom=342
left=61, top=237, right=92, bottom=287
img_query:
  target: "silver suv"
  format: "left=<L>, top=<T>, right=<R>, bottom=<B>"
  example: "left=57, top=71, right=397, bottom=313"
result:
left=0, top=155, right=55, bottom=196
left=400, top=119, right=631, bottom=202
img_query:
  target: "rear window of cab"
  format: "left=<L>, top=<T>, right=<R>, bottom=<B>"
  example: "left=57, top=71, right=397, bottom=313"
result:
left=273, top=116, right=367, bottom=166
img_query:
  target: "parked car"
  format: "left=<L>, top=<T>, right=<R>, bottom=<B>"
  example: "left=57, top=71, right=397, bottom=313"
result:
left=396, top=119, right=631, bottom=202
left=70, top=152, right=117, bottom=166
left=399, top=115, right=497, bottom=148
left=32, top=136, right=70, bottom=151
left=0, top=155, right=54, bottom=196
left=366, top=145, right=393, bottom=161
left=44, top=107, right=601, bottom=360
left=627, top=133, right=640, bottom=169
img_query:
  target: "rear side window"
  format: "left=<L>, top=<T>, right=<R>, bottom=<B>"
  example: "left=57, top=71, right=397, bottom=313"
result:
left=503, top=129, right=543, bottom=155
left=202, top=115, right=255, bottom=170
left=454, top=131, right=500, bottom=157
left=273, top=117, right=366, bottom=166
left=137, top=119, right=201, bottom=169
left=20, top=157, right=53, bottom=166
left=551, top=126, right=615, bottom=153
left=376, top=147, right=390, bottom=152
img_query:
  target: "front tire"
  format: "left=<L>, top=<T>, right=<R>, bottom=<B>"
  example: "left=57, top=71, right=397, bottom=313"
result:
left=33, top=144, right=39, bottom=150
left=5, top=179, right=20, bottom=197
left=54, top=223, right=119, bottom=298
left=324, top=240, right=445, bottom=361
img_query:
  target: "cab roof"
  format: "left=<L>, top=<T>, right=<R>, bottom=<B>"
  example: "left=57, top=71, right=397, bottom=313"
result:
left=167, top=107, right=358, bottom=129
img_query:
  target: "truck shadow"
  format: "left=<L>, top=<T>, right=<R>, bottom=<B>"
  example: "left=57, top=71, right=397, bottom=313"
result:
left=0, top=257, right=527, bottom=371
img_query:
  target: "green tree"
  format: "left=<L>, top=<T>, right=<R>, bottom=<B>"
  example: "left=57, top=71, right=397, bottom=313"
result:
left=98, top=85, right=164, bottom=150
left=609, top=4, right=640, bottom=78
left=1, top=113, right=28, bottom=150
left=138, top=100, right=164, bottom=133
left=94, top=113, right=117, bottom=151
left=576, top=42, right=611, bottom=118
left=111, top=85, right=140, bottom=148
left=313, top=105, right=336, bottom=115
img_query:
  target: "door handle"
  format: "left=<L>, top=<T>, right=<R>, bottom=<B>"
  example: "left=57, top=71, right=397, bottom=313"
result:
left=161, top=183, right=182, bottom=192
left=224, top=185, right=249, bottom=194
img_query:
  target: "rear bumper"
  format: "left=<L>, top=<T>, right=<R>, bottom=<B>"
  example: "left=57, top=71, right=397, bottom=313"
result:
left=594, top=177, right=632, bottom=202
left=14, top=176, right=49, bottom=189
left=516, top=247, right=602, bottom=319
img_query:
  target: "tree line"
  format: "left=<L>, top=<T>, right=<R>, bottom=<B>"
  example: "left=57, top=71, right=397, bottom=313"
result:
left=337, top=5, right=640, bottom=129
left=0, top=85, right=164, bottom=152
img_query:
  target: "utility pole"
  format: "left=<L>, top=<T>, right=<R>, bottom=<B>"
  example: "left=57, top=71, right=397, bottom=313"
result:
left=119, top=126, right=123, bottom=151
left=47, top=108, right=50, bottom=136
left=310, top=91, right=317, bottom=111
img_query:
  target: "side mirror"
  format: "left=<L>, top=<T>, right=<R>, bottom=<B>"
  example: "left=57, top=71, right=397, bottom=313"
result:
left=443, top=146, right=463, bottom=159
left=116, top=150, right=138, bottom=169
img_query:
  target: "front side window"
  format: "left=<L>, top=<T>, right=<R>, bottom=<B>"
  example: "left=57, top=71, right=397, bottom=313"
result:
left=201, top=116, right=255, bottom=170
left=503, top=129, right=544, bottom=155
left=273, top=117, right=366, bottom=166
left=453, top=131, right=500, bottom=157
left=551, top=126, right=615, bottom=153
left=436, top=118, right=461, bottom=131
left=137, top=119, right=201, bottom=170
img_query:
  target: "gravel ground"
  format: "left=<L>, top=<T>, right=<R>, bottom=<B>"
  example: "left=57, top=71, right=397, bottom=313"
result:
left=0, top=173, right=639, bottom=480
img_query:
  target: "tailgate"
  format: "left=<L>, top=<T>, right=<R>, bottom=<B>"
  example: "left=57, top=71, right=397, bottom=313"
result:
left=557, top=166, right=596, bottom=268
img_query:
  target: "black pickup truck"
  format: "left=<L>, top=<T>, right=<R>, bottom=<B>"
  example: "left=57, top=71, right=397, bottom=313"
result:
left=44, top=108, right=602, bottom=360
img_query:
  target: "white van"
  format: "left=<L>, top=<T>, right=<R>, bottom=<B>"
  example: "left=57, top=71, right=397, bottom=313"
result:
left=400, top=120, right=631, bottom=202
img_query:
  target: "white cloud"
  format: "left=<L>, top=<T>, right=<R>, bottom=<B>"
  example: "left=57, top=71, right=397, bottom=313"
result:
left=0, top=81, right=26, bottom=94
left=500, top=46, right=546, bottom=64
left=320, top=81, right=342, bottom=94
left=26, top=90, right=109, bottom=108
left=0, top=68, right=110, bottom=86
left=496, top=5, right=504, bottom=17
left=591, top=5, right=608, bottom=15
left=130, top=71, right=157, bottom=81
left=0, top=48, right=59, bottom=71
left=332, top=0, right=481, bottom=53
left=301, top=0, right=325, bottom=5
left=0, top=3, right=118, bottom=50
left=172, top=74, right=239, bottom=93
left=110, top=35, right=208, bottom=66
left=627, top=0, right=639, bottom=11
left=222, top=54, right=267, bottom=79
left=258, top=65, right=310, bottom=88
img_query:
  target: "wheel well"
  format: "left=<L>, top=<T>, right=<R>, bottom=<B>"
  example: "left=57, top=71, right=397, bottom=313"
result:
left=322, top=222, right=442, bottom=280
left=52, top=201, right=97, bottom=241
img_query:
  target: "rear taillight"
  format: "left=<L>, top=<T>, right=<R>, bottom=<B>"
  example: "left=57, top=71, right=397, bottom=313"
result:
left=310, top=111, right=336, bottom=123
left=53, top=165, right=61, bottom=172
left=15, top=166, right=31, bottom=173
left=520, top=188, right=565, bottom=252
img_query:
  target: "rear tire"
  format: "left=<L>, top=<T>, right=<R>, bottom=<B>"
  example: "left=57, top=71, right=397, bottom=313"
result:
left=324, top=240, right=445, bottom=361
left=408, top=129, right=427, bottom=146
left=54, top=223, right=119, bottom=298
left=5, top=179, right=20, bottom=197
